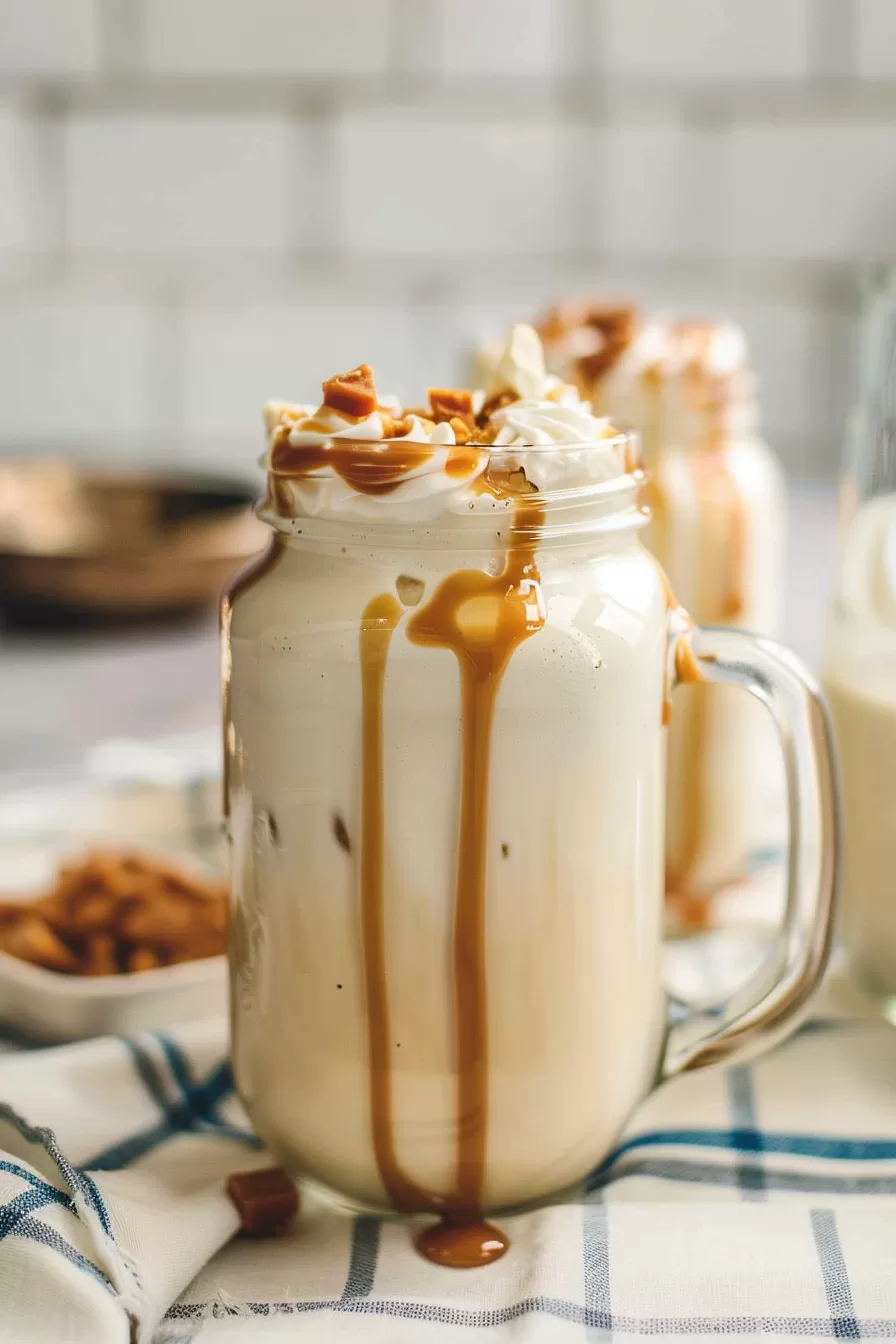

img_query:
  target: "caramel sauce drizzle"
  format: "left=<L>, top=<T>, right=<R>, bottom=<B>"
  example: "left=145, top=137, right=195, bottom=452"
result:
left=358, top=592, right=431, bottom=1214
left=680, top=329, right=746, bottom=623
left=269, top=432, right=486, bottom=500
left=535, top=301, right=637, bottom=396
left=653, top=554, right=708, bottom=905
left=665, top=631, right=709, bottom=910
left=674, top=638, right=705, bottom=685
left=654, top=333, right=746, bottom=906
left=357, top=499, right=545, bottom=1267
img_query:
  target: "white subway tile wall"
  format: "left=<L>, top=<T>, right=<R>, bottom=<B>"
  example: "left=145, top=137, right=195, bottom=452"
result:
left=180, top=299, right=416, bottom=446
left=855, top=0, right=896, bottom=80
left=0, top=106, right=44, bottom=264
left=0, top=296, right=155, bottom=438
left=598, top=121, right=693, bottom=258
left=0, top=0, right=887, bottom=475
left=337, top=111, right=567, bottom=257
left=0, top=0, right=100, bottom=78
left=428, top=0, right=560, bottom=80
left=724, top=121, right=896, bottom=263
left=141, top=0, right=393, bottom=77
left=65, top=114, right=298, bottom=255
left=603, top=0, right=811, bottom=81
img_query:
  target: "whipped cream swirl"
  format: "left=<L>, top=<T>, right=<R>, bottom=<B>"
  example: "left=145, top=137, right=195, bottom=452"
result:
left=262, top=325, right=632, bottom=524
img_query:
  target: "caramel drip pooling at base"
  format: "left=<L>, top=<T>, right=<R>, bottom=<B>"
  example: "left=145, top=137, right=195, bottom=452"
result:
left=416, top=1216, right=509, bottom=1269
left=357, top=500, right=546, bottom=1268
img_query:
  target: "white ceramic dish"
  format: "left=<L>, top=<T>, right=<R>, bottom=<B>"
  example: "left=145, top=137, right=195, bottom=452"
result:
left=0, top=729, right=228, bottom=1043
left=0, top=947, right=226, bottom=1043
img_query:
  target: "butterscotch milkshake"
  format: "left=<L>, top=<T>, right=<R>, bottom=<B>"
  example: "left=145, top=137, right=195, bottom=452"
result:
left=529, top=306, right=786, bottom=923
left=225, top=327, right=684, bottom=1263
left=224, top=323, right=839, bottom=1267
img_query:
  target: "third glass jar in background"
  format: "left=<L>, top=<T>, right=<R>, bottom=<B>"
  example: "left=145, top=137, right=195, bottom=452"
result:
left=496, top=307, right=788, bottom=930
left=823, top=269, right=896, bottom=1009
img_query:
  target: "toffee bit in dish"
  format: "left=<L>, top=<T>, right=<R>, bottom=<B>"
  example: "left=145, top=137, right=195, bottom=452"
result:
left=0, top=850, right=228, bottom=977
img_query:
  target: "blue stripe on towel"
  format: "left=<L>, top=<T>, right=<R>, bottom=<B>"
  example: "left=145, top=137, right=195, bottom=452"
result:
left=167, top=1296, right=896, bottom=1335
left=0, top=1104, right=113, bottom=1234
left=811, top=1209, right=862, bottom=1340
left=587, top=1126, right=896, bottom=1187
left=593, top=1156, right=896, bottom=1196
left=15, top=1214, right=114, bottom=1292
left=83, top=1034, right=259, bottom=1171
left=0, top=1184, right=70, bottom=1239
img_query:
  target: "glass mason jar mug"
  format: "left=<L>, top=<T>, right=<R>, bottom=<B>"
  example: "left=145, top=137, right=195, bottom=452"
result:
left=224, top=433, right=837, bottom=1266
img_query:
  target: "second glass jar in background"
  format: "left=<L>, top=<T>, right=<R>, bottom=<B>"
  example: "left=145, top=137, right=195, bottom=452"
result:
left=523, top=308, right=788, bottom=929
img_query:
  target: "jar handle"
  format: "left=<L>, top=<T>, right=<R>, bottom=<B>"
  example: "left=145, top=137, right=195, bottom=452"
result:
left=660, top=627, right=840, bottom=1081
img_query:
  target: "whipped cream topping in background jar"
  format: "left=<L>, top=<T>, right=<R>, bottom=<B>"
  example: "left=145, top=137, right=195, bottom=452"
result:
left=823, top=271, right=896, bottom=1007
left=222, top=327, right=836, bottom=1269
left=488, top=304, right=788, bottom=932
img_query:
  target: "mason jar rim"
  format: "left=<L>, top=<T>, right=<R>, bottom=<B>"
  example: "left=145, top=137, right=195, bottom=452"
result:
left=265, top=428, right=638, bottom=464
left=260, top=431, right=649, bottom=554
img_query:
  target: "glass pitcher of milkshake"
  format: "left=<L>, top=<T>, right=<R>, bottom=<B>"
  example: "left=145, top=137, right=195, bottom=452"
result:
left=824, top=271, right=896, bottom=1010
left=527, top=305, right=787, bottom=930
left=224, top=326, right=836, bottom=1268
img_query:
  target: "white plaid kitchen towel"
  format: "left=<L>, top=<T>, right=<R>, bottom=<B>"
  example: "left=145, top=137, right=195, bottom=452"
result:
left=3, top=888, right=896, bottom=1342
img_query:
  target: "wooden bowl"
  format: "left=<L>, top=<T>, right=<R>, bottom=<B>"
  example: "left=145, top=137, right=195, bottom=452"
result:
left=0, top=461, right=267, bottom=617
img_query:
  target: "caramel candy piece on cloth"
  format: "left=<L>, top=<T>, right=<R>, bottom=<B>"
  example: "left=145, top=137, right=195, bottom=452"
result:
left=321, top=364, right=378, bottom=417
left=226, top=1168, right=298, bottom=1237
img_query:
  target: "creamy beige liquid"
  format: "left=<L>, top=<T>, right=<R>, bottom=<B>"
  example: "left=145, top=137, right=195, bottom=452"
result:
left=227, top=527, right=668, bottom=1233
left=825, top=668, right=896, bottom=997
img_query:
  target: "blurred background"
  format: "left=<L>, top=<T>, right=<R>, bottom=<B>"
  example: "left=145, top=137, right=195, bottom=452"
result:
left=0, top=0, right=891, bottom=765
left=2, top=0, right=890, bottom=474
